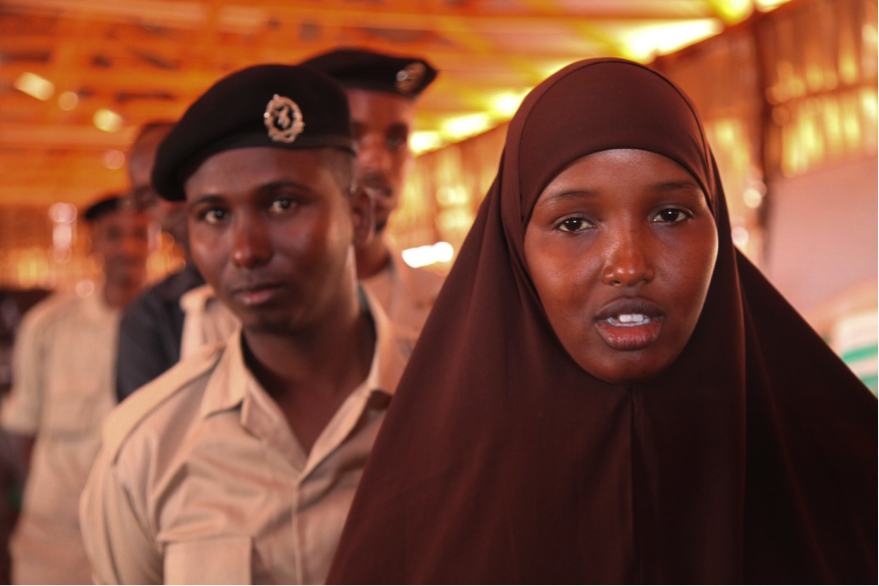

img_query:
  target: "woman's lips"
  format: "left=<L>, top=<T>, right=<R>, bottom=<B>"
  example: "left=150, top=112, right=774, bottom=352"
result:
left=594, top=298, right=665, bottom=351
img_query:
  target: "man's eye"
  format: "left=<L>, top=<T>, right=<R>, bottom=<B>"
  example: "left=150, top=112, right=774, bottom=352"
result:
left=387, top=135, right=408, bottom=150
left=652, top=208, right=690, bottom=223
left=558, top=217, right=592, bottom=232
left=270, top=198, right=295, bottom=214
left=201, top=209, right=228, bottom=225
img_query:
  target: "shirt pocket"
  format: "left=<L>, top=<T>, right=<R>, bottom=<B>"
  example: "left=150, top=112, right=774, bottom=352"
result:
left=165, top=536, right=253, bottom=585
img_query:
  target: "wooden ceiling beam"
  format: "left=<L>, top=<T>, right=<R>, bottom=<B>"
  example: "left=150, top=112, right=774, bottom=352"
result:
left=0, top=37, right=615, bottom=82
left=0, top=0, right=768, bottom=214
left=0, top=123, right=136, bottom=149
left=1, top=1, right=718, bottom=33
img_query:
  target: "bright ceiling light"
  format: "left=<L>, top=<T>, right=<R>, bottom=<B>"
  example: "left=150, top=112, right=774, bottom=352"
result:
left=619, top=20, right=722, bottom=62
left=402, top=242, right=454, bottom=268
left=93, top=109, right=123, bottom=132
left=714, top=0, right=754, bottom=23
left=442, top=113, right=493, bottom=141
left=754, top=0, right=793, bottom=11
left=14, top=72, right=54, bottom=101
left=410, top=131, right=444, bottom=155
left=491, top=91, right=528, bottom=118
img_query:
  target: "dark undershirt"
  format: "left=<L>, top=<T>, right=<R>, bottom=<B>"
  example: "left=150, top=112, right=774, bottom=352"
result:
left=115, top=264, right=204, bottom=402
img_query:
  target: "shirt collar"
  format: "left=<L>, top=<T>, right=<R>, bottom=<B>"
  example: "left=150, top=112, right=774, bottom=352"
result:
left=199, top=325, right=249, bottom=418
left=82, top=285, right=119, bottom=321
left=199, top=285, right=408, bottom=421
left=359, top=284, right=408, bottom=398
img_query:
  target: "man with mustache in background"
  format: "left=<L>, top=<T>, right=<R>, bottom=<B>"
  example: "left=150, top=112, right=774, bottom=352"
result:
left=303, top=48, right=445, bottom=353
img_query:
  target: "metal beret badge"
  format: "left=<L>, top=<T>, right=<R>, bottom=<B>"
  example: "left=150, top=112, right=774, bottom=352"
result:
left=395, top=62, right=426, bottom=95
left=264, top=94, right=305, bottom=143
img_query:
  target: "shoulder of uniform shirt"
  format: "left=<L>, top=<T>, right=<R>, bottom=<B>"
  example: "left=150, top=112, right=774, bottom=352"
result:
left=20, top=291, right=83, bottom=332
left=101, top=341, right=226, bottom=463
left=401, top=261, right=446, bottom=305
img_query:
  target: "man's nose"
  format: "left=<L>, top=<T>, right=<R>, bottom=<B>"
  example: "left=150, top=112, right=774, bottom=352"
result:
left=357, top=136, right=392, bottom=175
left=231, top=214, right=273, bottom=269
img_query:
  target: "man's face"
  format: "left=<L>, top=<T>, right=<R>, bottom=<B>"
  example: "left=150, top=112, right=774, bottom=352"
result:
left=346, top=88, right=415, bottom=232
left=91, top=210, right=151, bottom=288
left=184, top=147, right=368, bottom=335
left=129, top=126, right=189, bottom=251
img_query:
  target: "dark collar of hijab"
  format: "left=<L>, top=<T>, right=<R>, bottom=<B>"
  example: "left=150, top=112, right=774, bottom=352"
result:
left=328, top=58, right=876, bottom=584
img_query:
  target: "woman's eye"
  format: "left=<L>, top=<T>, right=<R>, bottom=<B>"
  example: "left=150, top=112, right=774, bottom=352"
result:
left=652, top=208, right=690, bottom=223
left=558, top=217, right=592, bottom=232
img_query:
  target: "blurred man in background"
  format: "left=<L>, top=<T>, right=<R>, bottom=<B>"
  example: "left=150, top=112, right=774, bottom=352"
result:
left=303, top=48, right=445, bottom=352
left=1, top=194, right=149, bottom=584
left=116, top=122, right=236, bottom=402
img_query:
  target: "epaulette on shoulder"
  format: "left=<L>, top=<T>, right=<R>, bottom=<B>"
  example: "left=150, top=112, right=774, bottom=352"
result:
left=102, top=343, right=226, bottom=462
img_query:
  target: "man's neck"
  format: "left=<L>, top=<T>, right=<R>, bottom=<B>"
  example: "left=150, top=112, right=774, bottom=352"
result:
left=103, top=282, right=142, bottom=309
left=241, top=295, right=376, bottom=453
left=355, top=233, right=392, bottom=280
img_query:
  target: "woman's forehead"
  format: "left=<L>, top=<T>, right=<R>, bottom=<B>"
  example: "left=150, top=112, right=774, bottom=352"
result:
left=513, top=60, right=713, bottom=212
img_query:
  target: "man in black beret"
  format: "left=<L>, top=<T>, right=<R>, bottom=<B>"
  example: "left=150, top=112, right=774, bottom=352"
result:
left=3, top=194, right=149, bottom=584
left=81, top=64, right=408, bottom=585
left=302, top=48, right=445, bottom=352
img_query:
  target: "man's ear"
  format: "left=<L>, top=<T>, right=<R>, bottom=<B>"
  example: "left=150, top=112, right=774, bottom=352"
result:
left=350, top=186, right=375, bottom=249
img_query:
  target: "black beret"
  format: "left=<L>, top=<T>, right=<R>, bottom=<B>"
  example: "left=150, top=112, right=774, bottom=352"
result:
left=301, top=48, right=437, bottom=99
left=152, top=64, right=356, bottom=201
left=83, top=193, right=139, bottom=222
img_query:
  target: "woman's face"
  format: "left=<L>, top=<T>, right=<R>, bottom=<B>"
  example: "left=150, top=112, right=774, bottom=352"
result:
left=524, top=149, right=718, bottom=384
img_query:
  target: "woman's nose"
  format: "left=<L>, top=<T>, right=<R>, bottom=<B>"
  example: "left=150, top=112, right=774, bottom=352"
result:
left=601, top=228, right=655, bottom=287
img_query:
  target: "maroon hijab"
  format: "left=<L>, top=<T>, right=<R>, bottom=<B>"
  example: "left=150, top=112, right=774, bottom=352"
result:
left=328, top=59, right=876, bottom=584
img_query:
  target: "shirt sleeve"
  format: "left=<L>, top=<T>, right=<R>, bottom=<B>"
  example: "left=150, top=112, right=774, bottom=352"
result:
left=80, top=444, right=163, bottom=585
left=115, top=295, right=179, bottom=403
left=1, top=304, right=48, bottom=434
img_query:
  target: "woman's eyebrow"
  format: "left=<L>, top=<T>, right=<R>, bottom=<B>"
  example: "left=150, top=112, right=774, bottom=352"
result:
left=653, top=180, right=702, bottom=192
left=536, top=189, right=596, bottom=208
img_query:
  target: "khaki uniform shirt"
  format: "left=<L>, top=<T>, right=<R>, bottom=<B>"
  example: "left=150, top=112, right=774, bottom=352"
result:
left=80, top=293, right=407, bottom=585
left=361, top=248, right=445, bottom=355
left=1, top=290, right=119, bottom=585
left=179, top=284, right=239, bottom=360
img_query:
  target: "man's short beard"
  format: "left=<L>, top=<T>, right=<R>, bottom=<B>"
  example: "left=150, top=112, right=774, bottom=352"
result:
left=245, top=319, right=293, bottom=336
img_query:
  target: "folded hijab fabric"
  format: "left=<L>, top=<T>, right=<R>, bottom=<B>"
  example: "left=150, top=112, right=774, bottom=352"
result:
left=327, top=58, right=877, bottom=584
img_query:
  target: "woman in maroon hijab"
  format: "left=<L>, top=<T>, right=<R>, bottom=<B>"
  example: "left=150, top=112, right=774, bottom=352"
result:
left=328, top=58, right=876, bottom=584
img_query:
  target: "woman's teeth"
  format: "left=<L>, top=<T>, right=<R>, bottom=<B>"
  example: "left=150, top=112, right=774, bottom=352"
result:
left=609, top=313, right=649, bottom=326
